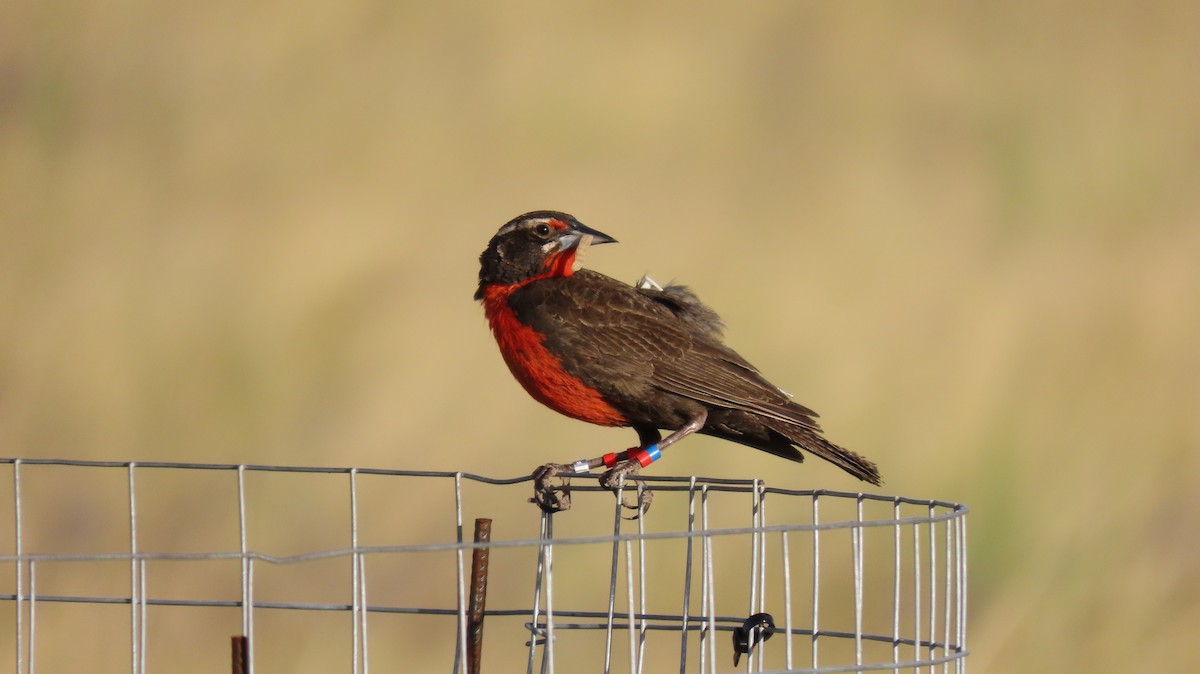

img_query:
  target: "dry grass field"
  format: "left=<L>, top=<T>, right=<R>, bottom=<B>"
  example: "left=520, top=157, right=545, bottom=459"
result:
left=2, top=1, right=1198, bottom=672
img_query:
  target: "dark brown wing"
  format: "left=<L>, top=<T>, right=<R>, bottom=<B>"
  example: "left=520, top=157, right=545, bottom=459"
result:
left=513, top=270, right=821, bottom=431
left=510, top=270, right=882, bottom=485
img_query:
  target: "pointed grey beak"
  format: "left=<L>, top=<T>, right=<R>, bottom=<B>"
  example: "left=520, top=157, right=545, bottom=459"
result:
left=560, top=222, right=617, bottom=248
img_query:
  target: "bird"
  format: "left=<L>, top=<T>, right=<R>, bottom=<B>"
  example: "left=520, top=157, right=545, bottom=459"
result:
left=475, top=210, right=881, bottom=512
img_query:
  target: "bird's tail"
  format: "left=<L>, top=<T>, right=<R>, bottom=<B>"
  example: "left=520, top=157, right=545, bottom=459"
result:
left=762, top=418, right=882, bottom=486
left=701, top=408, right=883, bottom=486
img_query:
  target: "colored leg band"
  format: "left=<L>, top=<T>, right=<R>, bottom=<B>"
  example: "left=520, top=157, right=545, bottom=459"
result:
left=631, top=444, right=662, bottom=467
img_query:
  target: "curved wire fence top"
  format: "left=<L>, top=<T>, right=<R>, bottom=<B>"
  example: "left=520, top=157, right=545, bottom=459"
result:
left=1, top=457, right=967, bottom=674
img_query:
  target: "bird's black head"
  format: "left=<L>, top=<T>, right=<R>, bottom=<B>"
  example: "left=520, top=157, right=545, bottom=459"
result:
left=475, top=210, right=617, bottom=300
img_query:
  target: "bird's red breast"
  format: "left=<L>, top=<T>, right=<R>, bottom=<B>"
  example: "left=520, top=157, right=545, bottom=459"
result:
left=481, top=280, right=627, bottom=427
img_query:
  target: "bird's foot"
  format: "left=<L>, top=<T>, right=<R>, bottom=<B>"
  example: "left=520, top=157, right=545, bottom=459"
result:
left=531, top=463, right=572, bottom=513
left=599, top=460, right=653, bottom=518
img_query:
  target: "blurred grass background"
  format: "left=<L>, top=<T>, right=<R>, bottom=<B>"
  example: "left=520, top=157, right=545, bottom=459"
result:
left=1, top=0, right=1198, bottom=672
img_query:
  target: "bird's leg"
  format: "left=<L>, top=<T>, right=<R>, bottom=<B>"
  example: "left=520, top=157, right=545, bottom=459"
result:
left=595, top=427, right=661, bottom=515
left=529, top=436, right=649, bottom=516
left=600, top=411, right=708, bottom=515
left=532, top=427, right=660, bottom=514
left=533, top=411, right=708, bottom=516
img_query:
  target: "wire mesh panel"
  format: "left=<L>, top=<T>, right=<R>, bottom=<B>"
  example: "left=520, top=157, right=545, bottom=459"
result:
left=1, top=458, right=967, bottom=673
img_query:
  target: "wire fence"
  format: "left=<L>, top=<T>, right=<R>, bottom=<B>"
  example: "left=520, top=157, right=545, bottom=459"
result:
left=1, top=457, right=967, bottom=673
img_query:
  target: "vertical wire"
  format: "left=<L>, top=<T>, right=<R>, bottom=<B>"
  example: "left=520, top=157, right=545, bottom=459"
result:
left=912, top=508, right=921, bottom=670
left=248, top=556, right=256, bottom=674
left=754, top=480, right=768, bottom=671
left=952, top=512, right=961, bottom=670
left=627, top=481, right=649, bottom=674
left=624, top=490, right=638, bottom=674
left=526, top=513, right=548, bottom=674
left=781, top=530, right=793, bottom=671
left=139, top=558, right=147, bottom=674
left=358, top=475, right=370, bottom=674
left=748, top=481, right=760, bottom=639
left=351, top=470, right=360, bottom=674
left=637, top=485, right=649, bottom=674
left=543, top=515, right=555, bottom=674
left=942, top=516, right=952, bottom=674
left=128, top=464, right=139, bottom=674
left=236, top=465, right=252, bottom=674
left=678, top=477, right=697, bottom=674
left=958, top=514, right=969, bottom=672
left=13, top=459, right=24, bottom=674
left=697, top=484, right=709, bottom=674
left=760, top=485, right=769, bottom=669
left=892, top=498, right=902, bottom=671
left=811, top=493, right=820, bottom=671
left=349, top=469, right=366, bottom=674
left=359, top=546, right=370, bottom=674
left=854, top=491, right=864, bottom=666
left=237, top=466, right=249, bottom=634
left=702, top=486, right=716, bottom=674
left=28, top=560, right=35, bottom=674
left=928, top=504, right=937, bottom=671
left=604, top=485, right=624, bottom=674
left=853, top=496, right=864, bottom=670
left=454, top=474, right=468, bottom=674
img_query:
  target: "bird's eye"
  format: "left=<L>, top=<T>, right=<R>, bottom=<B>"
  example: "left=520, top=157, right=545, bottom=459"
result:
left=533, top=223, right=552, bottom=237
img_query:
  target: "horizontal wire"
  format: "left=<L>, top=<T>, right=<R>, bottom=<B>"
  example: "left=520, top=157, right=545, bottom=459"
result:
left=0, top=457, right=968, bottom=512
left=0, top=513, right=967, bottom=565
left=749, top=649, right=969, bottom=674
left=0, top=590, right=966, bottom=655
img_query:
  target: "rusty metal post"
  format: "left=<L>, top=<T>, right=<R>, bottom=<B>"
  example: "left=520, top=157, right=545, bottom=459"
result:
left=467, top=518, right=493, bottom=674
left=231, top=635, right=249, bottom=674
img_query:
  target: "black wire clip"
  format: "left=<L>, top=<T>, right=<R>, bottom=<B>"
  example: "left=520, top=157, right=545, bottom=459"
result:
left=732, top=612, right=775, bottom=666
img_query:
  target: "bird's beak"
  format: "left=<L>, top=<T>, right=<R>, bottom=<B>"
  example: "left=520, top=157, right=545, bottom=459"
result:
left=552, top=222, right=616, bottom=273
left=558, top=222, right=617, bottom=250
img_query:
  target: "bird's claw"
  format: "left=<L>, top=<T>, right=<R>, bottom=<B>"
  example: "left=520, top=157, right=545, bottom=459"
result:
left=600, top=460, right=653, bottom=518
left=531, top=463, right=572, bottom=513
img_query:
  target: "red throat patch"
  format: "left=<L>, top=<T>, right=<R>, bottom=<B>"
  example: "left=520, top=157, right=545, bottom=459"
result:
left=543, top=249, right=577, bottom=278
left=481, top=283, right=626, bottom=427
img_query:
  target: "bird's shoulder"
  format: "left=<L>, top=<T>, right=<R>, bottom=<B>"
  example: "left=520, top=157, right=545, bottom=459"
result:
left=509, top=269, right=677, bottom=327
left=510, top=269, right=731, bottom=346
